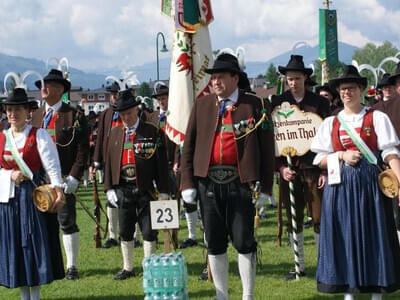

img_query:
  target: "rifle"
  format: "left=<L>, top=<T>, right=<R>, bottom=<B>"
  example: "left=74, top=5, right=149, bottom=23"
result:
left=92, top=175, right=102, bottom=248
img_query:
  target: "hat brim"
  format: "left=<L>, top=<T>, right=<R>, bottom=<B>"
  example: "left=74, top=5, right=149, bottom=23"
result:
left=35, top=78, right=71, bottom=94
left=2, top=99, right=38, bottom=108
left=152, top=90, right=169, bottom=99
left=329, top=77, right=368, bottom=90
left=112, top=101, right=141, bottom=112
left=278, top=66, right=313, bottom=76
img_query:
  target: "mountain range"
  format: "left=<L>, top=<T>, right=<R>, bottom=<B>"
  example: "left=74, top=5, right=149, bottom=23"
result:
left=0, top=42, right=359, bottom=90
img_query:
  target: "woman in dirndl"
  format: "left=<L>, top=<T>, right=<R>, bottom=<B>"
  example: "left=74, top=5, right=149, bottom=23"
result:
left=311, top=65, right=400, bottom=300
left=0, top=87, right=65, bottom=300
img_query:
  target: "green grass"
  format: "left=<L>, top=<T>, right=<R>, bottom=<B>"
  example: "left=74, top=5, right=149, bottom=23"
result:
left=1, top=184, right=400, bottom=299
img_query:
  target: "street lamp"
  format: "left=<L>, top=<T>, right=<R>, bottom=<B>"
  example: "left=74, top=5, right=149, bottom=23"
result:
left=156, top=32, right=168, bottom=81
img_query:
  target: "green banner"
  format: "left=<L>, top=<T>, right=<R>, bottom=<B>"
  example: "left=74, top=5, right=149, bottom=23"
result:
left=183, top=0, right=200, bottom=27
left=319, top=9, right=338, bottom=67
left=161, top=0, right=173, bottom=17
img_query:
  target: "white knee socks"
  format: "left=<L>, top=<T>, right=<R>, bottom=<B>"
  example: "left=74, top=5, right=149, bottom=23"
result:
left=107, top=206, right=119, bottom=240
left=208, top=253, right=229, bottom=300
left=143, top=240, right=156, bottom=258
left=63, top=232, right=79, bottom=269
left=185, top=211, right=198, bottom=240
left=290, top=232, right=305, bottom=272
left=121, top=241, right=134, bottom=271
left=238, top=252, right=256, bottom=300
left=20, top=286, right=40, bottom=300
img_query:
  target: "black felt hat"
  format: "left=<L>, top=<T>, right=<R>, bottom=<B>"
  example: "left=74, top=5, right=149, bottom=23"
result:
left=152, top=84, right=169, bottom=98
left=378, top=73, right=394, bottom=89
left=389, top=62, right=400, bottom=83
left=315, top=83, right=339, bottom=99
left=329, top=65, right=368, bottom=89
left=2, top=88, right=36, bottom=106
left=278, top=55, right=313, bottom=76
left=35, top=69, right=71, bottom=93
left=106, top=82, right=120, bottom=93
left=205, top=53, right=248, bottom=88
left=113, top=89, right=141, bottom=112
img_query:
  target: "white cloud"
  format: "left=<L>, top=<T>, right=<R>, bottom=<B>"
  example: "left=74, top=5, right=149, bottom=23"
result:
left=0, top=0, right=398, bottom=72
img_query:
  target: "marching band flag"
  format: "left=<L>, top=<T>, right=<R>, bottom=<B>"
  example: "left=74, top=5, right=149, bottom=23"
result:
left=163, top=0, right=214, bottom=145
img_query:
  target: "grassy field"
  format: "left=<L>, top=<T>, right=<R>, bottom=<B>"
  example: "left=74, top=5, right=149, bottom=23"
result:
left=1, top=184, right=400, bottom=299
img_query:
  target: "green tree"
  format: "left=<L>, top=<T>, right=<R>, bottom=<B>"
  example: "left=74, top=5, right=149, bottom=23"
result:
left=265, top=63, right=278, bottom=87
left=352, top=41, right=399, bottom=86
left=137, top=82, right=152, bottom=97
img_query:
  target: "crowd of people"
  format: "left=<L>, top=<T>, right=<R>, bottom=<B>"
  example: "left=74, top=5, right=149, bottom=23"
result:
left=1, top=52, right=400, bottom=300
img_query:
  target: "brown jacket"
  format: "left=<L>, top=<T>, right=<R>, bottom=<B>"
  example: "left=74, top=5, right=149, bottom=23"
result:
left=180, top=90, right=275, bottom=194
left=373, top=98, right=400, bottom=151
left=271, top=90, right=331, bottom=170
left=93, top=107, right=113, bottom=168
left=31, top=102, right=89, bottom=179
left=103, top=121, right=169, bottom=194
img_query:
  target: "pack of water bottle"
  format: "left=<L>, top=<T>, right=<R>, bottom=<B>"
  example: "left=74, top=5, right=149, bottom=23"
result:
left=143, top=252, right=188, bottom=300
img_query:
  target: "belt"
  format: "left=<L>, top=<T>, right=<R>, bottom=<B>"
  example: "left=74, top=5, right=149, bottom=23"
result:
left=207, top=165, right=238, bottom=184
left=120, top=164, right=136, bottom=182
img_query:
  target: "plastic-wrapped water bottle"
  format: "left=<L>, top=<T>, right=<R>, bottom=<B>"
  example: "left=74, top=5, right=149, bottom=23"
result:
left=176, top=253, right=188, bottom=286
left=153, top=292, right=163, bottom=300
left=152, top=257, right=163, bottom=290
left=171, top=256, right=183, bottom=290
left=171, top=290, right=183, bottom=300
left=162, top=292, right=172, bottom=300
left=162, top=256, right=172, bottom=292
left=143, top=257, right=153, bottom=293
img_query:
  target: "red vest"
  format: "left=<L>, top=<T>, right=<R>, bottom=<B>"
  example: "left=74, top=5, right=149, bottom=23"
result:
left=0, top=127, right=41, bottom=171
left=210, top=106, right=238, bottom=166
left=121, top=132, right=136, bottom=166
left=45, top=112, right=58, bottom=142
left=332, top=109, right=378, bottom=151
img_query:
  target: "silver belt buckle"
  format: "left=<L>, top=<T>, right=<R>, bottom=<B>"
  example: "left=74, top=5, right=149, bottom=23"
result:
left=121, top=164, right=136, bottom=181
left=207, top=165, right=238, bottom=184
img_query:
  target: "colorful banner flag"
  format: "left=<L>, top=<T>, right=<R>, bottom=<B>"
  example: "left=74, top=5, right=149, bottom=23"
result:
left=163, top=0, right=213, bottom=145
left=319, top=9, right=338, bottom=67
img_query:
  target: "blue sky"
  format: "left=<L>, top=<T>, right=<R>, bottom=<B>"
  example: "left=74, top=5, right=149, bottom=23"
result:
left=0, top=0, right=399, bottom=72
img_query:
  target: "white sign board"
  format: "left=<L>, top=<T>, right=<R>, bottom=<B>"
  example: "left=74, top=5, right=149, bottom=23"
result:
left=150, top=200, right=179, bottom=230
left=272, top=102, right=323, bottom=157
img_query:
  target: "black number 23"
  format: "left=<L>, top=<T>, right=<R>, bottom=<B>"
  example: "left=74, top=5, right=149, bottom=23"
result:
left=156, top=208, right=173, bottom=223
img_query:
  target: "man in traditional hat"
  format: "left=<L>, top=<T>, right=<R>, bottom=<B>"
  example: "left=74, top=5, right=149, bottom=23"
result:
left=373, top=72, right=400, bottom=238
left=180, top=53, right=275, bottom=299
left=271, top=55, right=331, bottom=280
left=104, top=89, right=169, bottom=280
left=32, top=69, right=89, bottom=280
left=92, top=82, right=125, bottom=248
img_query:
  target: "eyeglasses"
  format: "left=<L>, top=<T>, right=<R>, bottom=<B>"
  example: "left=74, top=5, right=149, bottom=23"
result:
left=339, top=86, right=358, bottom=93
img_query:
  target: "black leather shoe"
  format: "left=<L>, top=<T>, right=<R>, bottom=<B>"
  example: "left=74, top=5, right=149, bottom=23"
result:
left=284, top=269, right=306, bottom=281
left=114, top=269, right=135, bottom=280
left=304, top=219, right=313, bottom=229
left=103, top=238, right=119, bottom=248
left=65, top=266, right=79, bottom=280
left=198, top=267, right=208, bottom=280
left=180, top=238, right=198, bottom=248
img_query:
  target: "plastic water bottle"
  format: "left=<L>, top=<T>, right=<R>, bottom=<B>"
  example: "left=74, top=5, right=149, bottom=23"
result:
left=144, top=293, right=152, bottom=300
left=162, top=292, right=172, bottom=300
left=153, top=292, right=163, bottom=300
left=152, top=257, right=163, bottom=290
left=162, top=256, right=172, bottom=292
left=171, top=256, right=183, bottom=290
left=171, top=290, right=183, bottom=300
left=176, top=253, right=188, bottom=286
left=143, top=257, right=153, bottom=293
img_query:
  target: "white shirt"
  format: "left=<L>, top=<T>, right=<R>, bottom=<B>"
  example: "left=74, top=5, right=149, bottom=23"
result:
left=0, top=125, right=63, bottom=187
left=311, top=107, right=400, bottom=165
left=217, top=88, right=239, bottom=109
left=45, top=99, right=63, bottom=113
